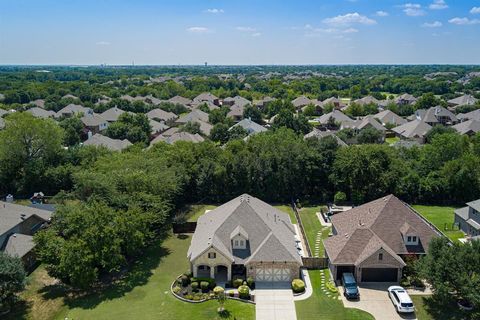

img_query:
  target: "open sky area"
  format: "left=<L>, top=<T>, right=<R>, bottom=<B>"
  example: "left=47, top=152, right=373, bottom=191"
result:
left=0, top=0, right=479, bottom=65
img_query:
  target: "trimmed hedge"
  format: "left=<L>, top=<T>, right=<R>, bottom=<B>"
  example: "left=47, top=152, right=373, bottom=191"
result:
left=291, top=279, right=305, bottom=293
left=238, top=285, right=250, bottom=299
left=200, top=281, right=209, bottom=292
left=190, top=277, right=216, bottom=289
left=232, top=278, right=243, bottom=288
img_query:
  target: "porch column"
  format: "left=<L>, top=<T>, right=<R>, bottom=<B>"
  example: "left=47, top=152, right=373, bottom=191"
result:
left=193, top=265, right=198, bottom=277
left=210, top=265, right=215, bottom=279
left=227, top=266, right=232, bottom=281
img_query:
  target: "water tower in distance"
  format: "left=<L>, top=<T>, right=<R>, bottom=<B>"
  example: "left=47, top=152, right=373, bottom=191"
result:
left=205, top=62, right=208, bottom=67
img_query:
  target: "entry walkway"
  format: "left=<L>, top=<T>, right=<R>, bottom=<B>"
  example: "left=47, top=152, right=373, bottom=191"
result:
left=255, top=282, right=297, bottom=320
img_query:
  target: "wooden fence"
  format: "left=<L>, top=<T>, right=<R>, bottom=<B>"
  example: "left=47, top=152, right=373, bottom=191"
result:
left=302, top=257, right=328, bottom=269
left=291, top=200, right=313, bottom=257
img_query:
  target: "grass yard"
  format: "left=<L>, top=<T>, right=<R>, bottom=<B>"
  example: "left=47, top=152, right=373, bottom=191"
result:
left=185, top=204, right=218, bottom=222
left=272, top=204, right=298, bottom=224
left=298, top=206, right=330, bottom=257
left=385, top=136, right=400, bottom=145
left=411, top=296, right=474, bottom=320
left=412, top=205, right=464, bottom=242
left=295, top=270, right=374, bottom=320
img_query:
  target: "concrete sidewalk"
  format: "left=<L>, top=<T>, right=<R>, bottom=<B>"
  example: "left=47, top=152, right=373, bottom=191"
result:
left=255, top=282, right=297, bottom=320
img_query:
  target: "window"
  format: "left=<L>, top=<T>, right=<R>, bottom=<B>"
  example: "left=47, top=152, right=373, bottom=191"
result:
left=208, top=252, right=216, bottom=259
left=240, top=240, right=244, bottom=247
left=407, top=236, right=412, bottom=242
left=412, top=236, right=417, bottom=242
left=378, top=253, right=383, bottom=261
left=234, top=240, right=239, bottom=247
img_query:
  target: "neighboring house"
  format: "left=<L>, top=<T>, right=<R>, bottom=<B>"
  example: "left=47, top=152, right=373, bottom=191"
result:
left=146, top=108, right=178, bottom=123
left=83, top=133, right=132, bottom=151
left=227, top=104, right=245, bottom=122
left=341, top=115, right=386, bottom=133
left=26, top=107, right=56, bottom=119
left=81, top=113, right=109, bottom=134
left=452, top=119, right=480, bottom=136
left=292, top=96, right=313, bottom=110
left=457, top=109, right=480, bottom=122
left=185, top=119, right=213, bottom=136
left=168, top=95, right=193, bottom=106
left=447, top=94, right=478, bottom=109
left=322, top=97, right=346, bottom=109
left=392, top=140, right=422, bottom=149
left=413, top=106, right=458, bottom=126
left=193, top=92, right=220, bottom=106
left=30, top=99, right=46, bottom=109
left=100, top=107, right=126, bottom=122
left=454, top=199, right=480, bottom=237
left=392, top=120, right=432, bottom=143
left=354, top=96, right=380, bottom=107
left=304, top=129, right=347, bottom=146
left=324, top=195, right=442, bottom=283
left=176, top=109, right=209, bottom=125
left=188, top=194, right=302, bottom=282
left=0, top=202, right=53, bottom=269
left=151, top=132, right=204, bottom=145
left=95, top=95, right=112, bottom=106
left=191, top=100, right=219, bottom=111
left=254, top=96, right=275, bottom=109
left=317, top=110, right=352, bottom=126
left=230, top=118, right=267, bottom=136
left=150, top=119, right=170, bottom=136
left=223, top=96, right=251, bottom=108
left=395, top=94, right=417, bottom=106
left=56, top=104, right=92, bottom=118
left=374, top=110, right=407, bottom=127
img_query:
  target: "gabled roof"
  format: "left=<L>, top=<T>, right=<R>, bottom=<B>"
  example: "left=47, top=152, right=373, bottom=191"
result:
left=30, top=99, right=46, bottom=108
left=4, top=234, right=35, bottom=258
left=304, top=129, right=347, bottom=146
left=326, top=195, right=442, bottom=258
left=448, top=94, right=478, bottom=106
left=374, top=110, right=407, bottom=126
left=150, top=119, right=169, bottom=134
left=457, top=109, right=480, bottom=121
left=318, top=110, right=351, bottom=125
left=231, top=118, right=267, bottom=135
left=146, top=108, right=178, bottom=122
left=188, top=194, right=302, bottom=265
left=392, top=120, right=432, bottom=139
left=83, top=134, right=132, bottom=151
left=452, top=119, right=480, bottom=135
left=27, top=107, right=56, bottom=119
left=176, top=109, right=209, bottom=124
left=230, top=226, right=248, bottom=239
left=0, top=202, right=52, bottom=238
left=395, top=93, right=417, bottom=104
left=224, top=96, right=251, bottom=107
left=191, top=100, right=219, bottom=111
left=420, top=106, right=457, bottom=124
left=168, top=95, right=192, bottom=105
left=227, top=104, right=245, bottom=118
left=466, top=199, right=480, bottom=213
left=56, top=104, right=91, bottom=117
left=342, top=115, right=386, bottom=131
left=292, top=96, right=312, bottom=108
left=354, top=96, right=379, bottom=106
left=151, top=132, right=205, bottom=145
left=100, top=107, right=126, bottom=122
left=81, top=113, right=108, bottom=127
left=193, top=92, right=218, bottom=103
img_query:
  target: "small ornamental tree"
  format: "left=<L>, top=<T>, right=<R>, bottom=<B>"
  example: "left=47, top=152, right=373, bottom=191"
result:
left=0, top=252, right=27, bottom=313
left=213, top=286, right=226, bottom=312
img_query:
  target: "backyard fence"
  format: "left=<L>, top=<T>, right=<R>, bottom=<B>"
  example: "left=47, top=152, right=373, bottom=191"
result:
left=302, top=257, right=328, bottom=269
left=291, top=200, right=313, bottom=257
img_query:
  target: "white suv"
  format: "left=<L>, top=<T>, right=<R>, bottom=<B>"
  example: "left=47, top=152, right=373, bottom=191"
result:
left=388, top=286, right=415, bottom=313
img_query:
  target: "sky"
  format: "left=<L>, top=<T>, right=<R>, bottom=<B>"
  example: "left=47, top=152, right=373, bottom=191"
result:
left=0, top=0, right=479, bottom=65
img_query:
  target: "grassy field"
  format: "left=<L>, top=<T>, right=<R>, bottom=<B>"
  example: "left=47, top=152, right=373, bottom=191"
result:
left=295, top=270, right=374, bottom=320
left=411, top=296, right=474, bottom=320
left=297, top=206, right=330, bottom=257
left=412, top=205, right=464, bottom=242
left=185, top=204, right=218, bottom=222
left=272, top=204, right=298, bottom=224
left=385, top=136, right=400, bottom=145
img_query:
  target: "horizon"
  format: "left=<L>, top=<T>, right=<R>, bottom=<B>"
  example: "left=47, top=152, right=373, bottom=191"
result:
left=1, top=0, right=480, bottom=65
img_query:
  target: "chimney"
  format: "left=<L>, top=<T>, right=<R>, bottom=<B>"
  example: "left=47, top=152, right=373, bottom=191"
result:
left=87, top=131, right=93, bottom=139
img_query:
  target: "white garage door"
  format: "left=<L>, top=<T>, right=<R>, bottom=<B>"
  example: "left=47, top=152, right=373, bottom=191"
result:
left=255, top=267, right=291, bottom=281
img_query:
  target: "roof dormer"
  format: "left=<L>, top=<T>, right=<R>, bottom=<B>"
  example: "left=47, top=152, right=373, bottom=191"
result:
left=231, top=226, right=248, bottom=249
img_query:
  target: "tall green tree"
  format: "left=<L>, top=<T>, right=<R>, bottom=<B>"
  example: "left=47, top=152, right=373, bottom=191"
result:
left=0, top=252, right=26, bottom=313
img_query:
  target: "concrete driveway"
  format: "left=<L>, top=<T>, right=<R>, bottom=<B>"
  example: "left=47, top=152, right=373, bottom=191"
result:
left=339, top=283, right=418, bottom=320
left=255, top=282, right=296, bottom=320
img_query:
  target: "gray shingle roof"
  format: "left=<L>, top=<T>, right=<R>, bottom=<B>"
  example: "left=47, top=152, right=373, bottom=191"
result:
left=146, top=108, right=178, bottom=122
left=188, top=194, right=302, bottom=265
left=151, top=132, right=205, bottom=145
left=4, top=234, right=34, bottom=258
left=374, top=110, right=407, bottom=126
left=224, top=96, right=251, bottom=107
left=354, top=96, right=380, bottom=106
left=81, top=113, right=108, bottom=127
left=176, top=109, right=209, bottom=124
left=304, top=129, right=347, bottom=146
left=392, top=120, right=432, bottom=139
left=342, top=115, right=386, bottom=131
left=231, top=118, right=267, bottom=135
left=318, top=110, right=351, bottom=125
left=100, top=107, right=126, bottom=122
left=448, top=94, right=478, bottom=106
left=0, top=202, right=52, bottom=237
left=83, top=134, right=132, bottom=151
left=168, top=95, right=192, bottom=105
left=150, top=119, right=169, bottom=134
left=56, top=104, right=91, bottom=117
left=452, top=119, right=480, bottom=135
left=457, top=109, right=480, bottom=121
left=466, top=199, right=480, bottom=213
left=26, top=108, right=56, bottom=119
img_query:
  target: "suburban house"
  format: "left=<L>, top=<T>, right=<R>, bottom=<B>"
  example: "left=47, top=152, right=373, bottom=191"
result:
left=100, top=107, right=126, bottom=122
left=341, top=115, right=386, bottom=133
left=223, top=95, right=251, bottom=108
left=412, top=106, right=458, bottom=126
left=454, top=199, right=480, bottom=237
left=230, top=118, right=267, bottom=136
left=83, top=133, right=132, bottom=151
left=81, top=113, right=109, bottom=134
left=458, top=109, right=480, bottom=122
left=176, top=109, right=209, bottom=125
left=354, top=96, right=380, bottom=107
left=188, top=194, right=302, bottom=283
left=146, top=108, right=178, bottom=123
left=395, top=94, right=417, bottom=106
left=447, top=94, right=478, bottom=109
left=254, top=96, right=275, bottom=109
left=29, top=99, right=46, bottom=108
left=0, top=201, right=53, bottom=269
left=193, top=92, right=220, bottom=106
left=323, top=97, right=346, bottom=109
left=452, top=119, right=480, bottom=136
left=56, top=104, right=92, bottom=118
left=374, top=110, right=407, bottom=127
left=304, top=129, right=347, bottom=146
left=168, top=95, right=193, bottom=107
left=191, top=100, right=219, bottom=111
left=227, top=104, right=245, bottom=122
left=392, top=119, right=432, bottom=143
left=318, top=110, right=352, bottom=126
left=151, top=132, right=205, bottom=145
left=149, top=119, right=170, bottom=137
left=324, top=195, right=442, bottom=283
left=26, top=107, right=56, bottom=119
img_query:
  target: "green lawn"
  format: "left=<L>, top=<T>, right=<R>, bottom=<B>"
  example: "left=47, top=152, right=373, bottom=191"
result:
left=411, top=295, right=474, bottom=320
left=385, top=136, right=400, bottom=145
left=412, top=205, right=464, bottom=242
left=298, top=206, right=330, bottom=257
left=272, top=204, right=298, bottom=224
left=185, top=204, right=218, bottom=222
left=295, top=270, right=374, bottom=320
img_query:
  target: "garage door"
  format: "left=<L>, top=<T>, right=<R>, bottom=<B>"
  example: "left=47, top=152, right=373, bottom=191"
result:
left=255, top=267, right=291, bottom=281
left=361, top=268, right=398, bottom=282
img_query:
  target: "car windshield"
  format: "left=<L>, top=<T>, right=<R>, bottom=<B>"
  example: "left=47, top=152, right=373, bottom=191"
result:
left=401, top=303, right=413, bottom=308
left=345, top=282, right=357, bottom=288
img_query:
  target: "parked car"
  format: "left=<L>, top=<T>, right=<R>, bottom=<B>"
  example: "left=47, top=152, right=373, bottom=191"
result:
left=341, top=273, right=359, bottom=299
left=388, top=286, right=415, bottom=313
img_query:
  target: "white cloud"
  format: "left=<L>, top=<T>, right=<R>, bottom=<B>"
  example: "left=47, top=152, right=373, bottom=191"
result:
left=401, top=3, right=426, bottom=16
left=471, top=7, right=480, bottom=14
left=448, top=17, right=480, bottom=25
left=422, top=21, right=442, bottom=27
left=305, top=26, right=359, bottom=37
left=252, top=32, right=262, bottom=37
left=429, top=0, right=448, bottom=10
left=236, top=26, right=256, bottom=32
left=204, top=8, right=224, bottom=14
left=186, top=27, right=211, bottom=33
left=96, top=41, right=111, bottom=46
left=322, top=12, right=377, bottom=26
left=375, top=11, right=389, bottom=17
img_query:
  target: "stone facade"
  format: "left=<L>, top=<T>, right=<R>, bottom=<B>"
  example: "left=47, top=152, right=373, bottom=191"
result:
left=191, top=247, right=232, bottom=280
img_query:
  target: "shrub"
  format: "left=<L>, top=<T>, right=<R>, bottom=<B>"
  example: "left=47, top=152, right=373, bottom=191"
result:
left=246, top=277, right=255, bottom=288
left=291, top=279, right=305, bottom=293
left=184, top=270, right=193, bottom=278
left=228, top=290, right=235, bottom=297
left=191, top=282, right=199, bottom=292
left=200, top=281, right=210, bottom=292
left=334, top=191, right=347, bottom=204
left=192, top=293, right=204, bottom=301
left=184, top=294, right=193, bottom=300
left=233, top=278, right=243, bottom=288
left=191, top=277, right=216, bottom=289
left=180, top=275, right=190, bottom=286
left=173, top=286, right=182, bottom=295
left=238, top=285, right=250, bottom=299
left=213, top=286, right=225, bottom=296
left=400, top=277, right=411, bottom=288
